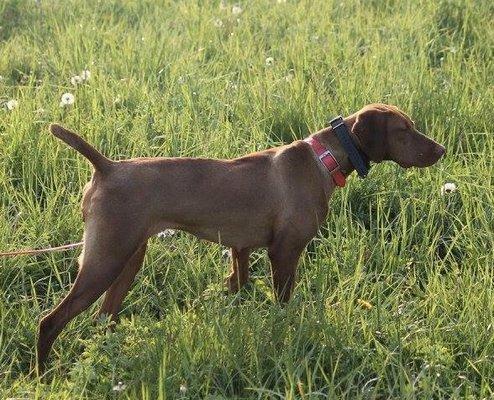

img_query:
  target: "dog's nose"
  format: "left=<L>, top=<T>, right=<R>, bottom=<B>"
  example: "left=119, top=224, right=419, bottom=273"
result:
left=435, top=145, right=446, bottom=157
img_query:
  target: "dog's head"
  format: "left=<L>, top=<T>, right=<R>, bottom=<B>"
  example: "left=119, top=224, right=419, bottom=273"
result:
left=351, top=104, right=445, bottom=168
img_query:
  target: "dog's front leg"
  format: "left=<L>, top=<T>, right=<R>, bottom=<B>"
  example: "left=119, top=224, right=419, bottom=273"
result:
left=268, top=236, right=306, bottom=302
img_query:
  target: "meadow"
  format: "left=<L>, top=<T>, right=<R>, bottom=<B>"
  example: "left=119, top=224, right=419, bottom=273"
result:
left=1, top=0, right=493, bottom=398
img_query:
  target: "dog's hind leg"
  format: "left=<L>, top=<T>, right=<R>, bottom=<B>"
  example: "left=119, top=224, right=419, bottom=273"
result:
left=36, top=220, right=145, bottom=374
left=97, top=241, right=148, bottom=321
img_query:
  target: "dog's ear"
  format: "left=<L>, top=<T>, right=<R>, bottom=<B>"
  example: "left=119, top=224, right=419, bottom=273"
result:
left=351, top=108, right=388, bottom=163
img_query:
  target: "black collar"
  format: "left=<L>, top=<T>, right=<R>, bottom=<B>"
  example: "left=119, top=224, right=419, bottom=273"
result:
left=329, top=116, right=370, bottom=178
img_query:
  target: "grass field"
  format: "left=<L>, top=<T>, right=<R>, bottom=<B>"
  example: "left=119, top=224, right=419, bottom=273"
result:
left=1, top=0, right=493, bottom=398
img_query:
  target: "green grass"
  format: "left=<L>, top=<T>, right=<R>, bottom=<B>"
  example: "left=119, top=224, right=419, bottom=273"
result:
left=1, top=0, right=493, bottom=398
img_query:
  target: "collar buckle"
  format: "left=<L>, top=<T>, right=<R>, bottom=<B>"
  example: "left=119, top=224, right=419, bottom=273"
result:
left=304, top=137, right=346, bottom=187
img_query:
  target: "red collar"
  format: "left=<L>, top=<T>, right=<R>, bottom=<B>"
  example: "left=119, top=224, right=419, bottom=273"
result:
left=304, top=137, right=346, bottom=187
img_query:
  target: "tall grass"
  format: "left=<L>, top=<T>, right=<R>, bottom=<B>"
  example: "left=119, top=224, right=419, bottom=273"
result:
left=1, top=0, right=493, bottom=398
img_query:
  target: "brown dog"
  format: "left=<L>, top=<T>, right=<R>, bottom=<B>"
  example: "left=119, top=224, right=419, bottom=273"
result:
left=37, top=103, right=445, bottom=372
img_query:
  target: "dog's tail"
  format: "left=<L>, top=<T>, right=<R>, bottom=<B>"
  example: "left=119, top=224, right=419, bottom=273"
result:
left=50, top=124, right=113, bottom=173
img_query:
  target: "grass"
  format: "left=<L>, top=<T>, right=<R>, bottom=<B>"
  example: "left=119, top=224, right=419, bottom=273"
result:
left=0, top=0, right=493, bottom=398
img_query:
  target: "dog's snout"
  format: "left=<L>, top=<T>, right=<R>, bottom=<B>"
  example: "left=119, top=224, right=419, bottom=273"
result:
left=435, top=144, right=446, bottom=157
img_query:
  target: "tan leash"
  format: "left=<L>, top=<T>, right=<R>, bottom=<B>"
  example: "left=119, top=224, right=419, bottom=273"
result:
left=0, top=241, right=83, bottom=258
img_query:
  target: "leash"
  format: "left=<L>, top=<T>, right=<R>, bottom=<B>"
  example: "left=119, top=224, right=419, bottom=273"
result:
left=0, top=241, right=83, bottom=258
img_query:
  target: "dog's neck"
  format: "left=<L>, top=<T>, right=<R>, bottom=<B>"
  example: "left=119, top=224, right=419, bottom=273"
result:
left=311, top=116, right=364, bottom=177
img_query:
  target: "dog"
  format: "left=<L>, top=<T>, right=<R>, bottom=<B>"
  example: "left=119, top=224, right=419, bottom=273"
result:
left=37, top=103, right=445, bottom=372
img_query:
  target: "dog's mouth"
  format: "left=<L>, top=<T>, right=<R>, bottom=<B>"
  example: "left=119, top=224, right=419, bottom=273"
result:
left=405, top=144, right=446, bottom=168
left=428, top=144, right=447, bottom=166
left=398, top=160, right=414, bottom=168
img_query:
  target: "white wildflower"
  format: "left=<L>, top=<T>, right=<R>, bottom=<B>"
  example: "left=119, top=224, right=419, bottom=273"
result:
left=232, top=5, right=243, bottom=15
left=440, top=182, right=457, bottom=196
left=112, top=381, right=127, bottom=392
left=80, top=69, right=91, bottom=81
left=70, top=75, right=83, bottom=85
left=157, top=229, right=176, bottom=239
left=213, top=18, right=223, bottom=27
left=179, top=383, right=187, bottom=394
left=6, top=99, right=18, bottom=111
left=59, top=92, right=75, bottom=107
left=177, top=76, right=186, bottom=84
left=265, top=57, right=274, bottom=66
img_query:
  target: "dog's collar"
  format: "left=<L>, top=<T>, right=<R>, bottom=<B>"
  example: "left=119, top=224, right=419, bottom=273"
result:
left=304, top=137, right=346, bottom=187
left=329, top=116, right=370, bottom=178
